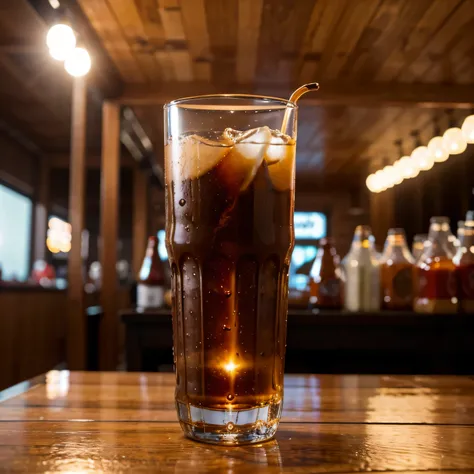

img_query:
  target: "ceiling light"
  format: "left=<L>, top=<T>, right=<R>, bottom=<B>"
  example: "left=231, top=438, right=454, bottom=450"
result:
left=46, top=24, right=76, bottom=61
left=428, top=136, right=449, bottom=162
left=442, top=127, right=467, bottom=155
left=64, top=47, right=91, bottom=77
left=461, top=115, right=474, bottom=144
left=411, top=146, right=434, bottom=171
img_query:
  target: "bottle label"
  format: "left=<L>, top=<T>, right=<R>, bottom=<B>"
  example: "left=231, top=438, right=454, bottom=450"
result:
left=392, top=267, right=413, bottom=302
left=137, top=284, right=164, bottom=308
left=417, top=269, right=456, bottom=300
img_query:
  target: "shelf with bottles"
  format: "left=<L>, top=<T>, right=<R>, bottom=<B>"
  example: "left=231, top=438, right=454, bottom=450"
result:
left=306, top=212, right=474, bottom=315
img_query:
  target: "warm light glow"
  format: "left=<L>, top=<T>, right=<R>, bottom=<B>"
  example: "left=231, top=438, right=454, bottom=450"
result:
left=398, top=156, right=419, bottom=179
left=366, top=174, right=381, bottom=193
left=46, top=24, right=76, bottom=61
left=224, top=361, right=238, bottom=373
left=428, top=136, right=449, bottom=162
left=47, top=216, right=72, bottom=253
left=391, top=161, right=403, bottom=185
left=374, top=170, right=386, bottom=192
left=411, top=146, right=434, bottom=171
left=442, top=127, right=467, bottom=155
left=382, top=165, right=395, bottom=188
left=461, top=115, right=474, bottom=144
left=64, top=47, right=91, bottom=77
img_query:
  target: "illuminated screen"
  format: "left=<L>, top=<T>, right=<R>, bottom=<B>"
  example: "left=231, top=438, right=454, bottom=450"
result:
left=289, top=212, right=327, bottom=289
left=0, top=184, right=32, bottom=281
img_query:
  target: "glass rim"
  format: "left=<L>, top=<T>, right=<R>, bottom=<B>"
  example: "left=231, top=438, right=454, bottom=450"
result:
left=163, top=94, right=298, bottom=110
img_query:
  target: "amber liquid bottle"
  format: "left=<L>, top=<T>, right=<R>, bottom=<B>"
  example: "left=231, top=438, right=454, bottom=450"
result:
left=309, top=237, right=344, bottom=309
left=414, top=217, right=457, bottom=314
left=454, top=212, right=474, bottom=313
left=380, top=228, right=414, bottom=311
left=137, top=236, right=165, bottom=309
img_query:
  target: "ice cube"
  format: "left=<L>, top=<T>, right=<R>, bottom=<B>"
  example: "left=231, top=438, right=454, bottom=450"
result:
left=167, top=134, right=232, bottom=183
left=265, top=131, right=291, bottom=165
left=267, top=144, right=296, bottom=191
left=214, top=127, right=271, bottom=193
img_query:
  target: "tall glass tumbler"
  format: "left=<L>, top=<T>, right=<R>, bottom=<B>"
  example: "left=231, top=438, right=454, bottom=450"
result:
left=164, top=95, right=297, bottom=445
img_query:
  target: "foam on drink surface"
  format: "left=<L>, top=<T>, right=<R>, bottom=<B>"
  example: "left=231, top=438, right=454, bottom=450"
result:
left=166, top=126, right=295, bottom=192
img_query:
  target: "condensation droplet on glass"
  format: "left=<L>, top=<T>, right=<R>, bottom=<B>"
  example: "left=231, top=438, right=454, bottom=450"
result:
left=179, top=199, right=186, bottom=206
left=226, top=422, right=234, bottom=431
left=226, top=394, right=234, bottom=401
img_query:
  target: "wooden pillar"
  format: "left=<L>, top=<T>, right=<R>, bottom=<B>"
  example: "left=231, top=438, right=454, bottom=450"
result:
left=33, top=158, right=49, bottom=263
left=99, top=101, right=121, bottom=370
left=67, top=77, right=87, bottom=370
left=132, top=168, right=148, bottom=277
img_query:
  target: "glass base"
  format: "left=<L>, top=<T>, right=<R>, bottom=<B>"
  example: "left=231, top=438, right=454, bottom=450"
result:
left=177, top=399, right=282, bottom=445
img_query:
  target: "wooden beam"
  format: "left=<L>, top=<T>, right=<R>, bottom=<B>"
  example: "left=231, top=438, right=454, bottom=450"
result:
left=99, top=101, right=121, bottom=370
left=132, top=169, right=148, bottom=277
left=117, top=81, right=474, bottom=108
left=67, top=77, right=87, bottom=370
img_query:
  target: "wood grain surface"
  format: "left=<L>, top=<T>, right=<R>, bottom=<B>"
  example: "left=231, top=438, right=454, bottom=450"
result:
left=0, top=371, right=473, bottom=472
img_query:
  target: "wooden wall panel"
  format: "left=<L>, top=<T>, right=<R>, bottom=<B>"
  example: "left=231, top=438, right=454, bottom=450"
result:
left=0, top=290, right=67, bottom=391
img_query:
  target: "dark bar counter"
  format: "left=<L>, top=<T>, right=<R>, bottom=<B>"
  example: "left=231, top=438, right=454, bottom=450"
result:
left=121, top=308, right=474, bottom=375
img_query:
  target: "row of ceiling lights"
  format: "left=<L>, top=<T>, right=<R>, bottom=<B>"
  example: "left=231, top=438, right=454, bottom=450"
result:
left=46, top=23, right=91, bottom=77
left=366, top=113, right=474, bottom=193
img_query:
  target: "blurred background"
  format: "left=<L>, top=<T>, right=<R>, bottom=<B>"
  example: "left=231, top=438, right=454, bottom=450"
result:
left=1, top=0, right=474, bottom=389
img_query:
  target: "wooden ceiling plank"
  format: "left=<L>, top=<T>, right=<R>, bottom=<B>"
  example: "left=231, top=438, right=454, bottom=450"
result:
left=317, top=0, right=381, bottom=81
left=349, top=0, right=435, bottom=81
left=398, top=0, right=474, bottom=82
left=104, top=0, right=163, bottom=82
left=256, top=0, right=316, bottom=84
left=156, top=0, right=194, bottom=81
left=78, top=0, right=145, bottom=83
left=300, top=0, right=348, bottom=81
left=180, top=0, right=212, bottom=81
left=205, top=0, right=238, bottom=84
left=298, top=0, right=330, bottom=83
left=375, top=0, right=463, bottom=81
left=236, top=0, right=263, bottom=84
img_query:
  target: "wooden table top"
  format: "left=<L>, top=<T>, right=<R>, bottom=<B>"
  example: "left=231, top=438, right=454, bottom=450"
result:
left=0, top=371, right=473, bottom=473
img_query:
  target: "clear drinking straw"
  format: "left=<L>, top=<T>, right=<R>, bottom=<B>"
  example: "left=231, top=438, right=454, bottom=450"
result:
left=281, top=82, right=320, bottom=135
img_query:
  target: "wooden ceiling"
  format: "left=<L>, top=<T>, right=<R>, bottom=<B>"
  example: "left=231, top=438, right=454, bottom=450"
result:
left=1, top=0, right=474, bottom=180
left=77, top=0, right=474, bottom=179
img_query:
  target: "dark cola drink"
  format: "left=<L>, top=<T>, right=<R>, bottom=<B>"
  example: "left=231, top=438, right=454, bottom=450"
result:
left=165, top=124, right=296, bottom=444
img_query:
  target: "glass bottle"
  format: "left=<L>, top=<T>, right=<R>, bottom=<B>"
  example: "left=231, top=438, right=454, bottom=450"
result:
left=414, top=216, right=457, bottom=314
left=380, top=229, right=414, bottom=311
left=412, top=234, right=428, bottom=262
left=137, top=236, right=165, bottom=309
left=454, top=212, right=474, bottom=313
left=457, top=220, right=465, bottom=243
left=343, top=225, right=380, bottom=312
left=309, top=237, right=344, bottom=309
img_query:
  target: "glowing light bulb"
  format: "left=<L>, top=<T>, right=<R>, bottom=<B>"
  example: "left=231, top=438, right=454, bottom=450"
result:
left=366, top=174, right=378, bottom=193
left=411, top=146, right=434, bottom=171
left=382, top=165, right=395, bottom=188
left=428, top=136, right=449, bottom=162
left=396, top=156, right=416, bottom=180
left=461, top=115, right=474, bottom=144
left=373, top=170, right=385, bottom=192
left=64, top=47, right=91, bottom=77
left=46, top=24, right=76, bottom=61
left=391, top=160, right=404, bottom=185
left=442, top=127, right=467, bottom=155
